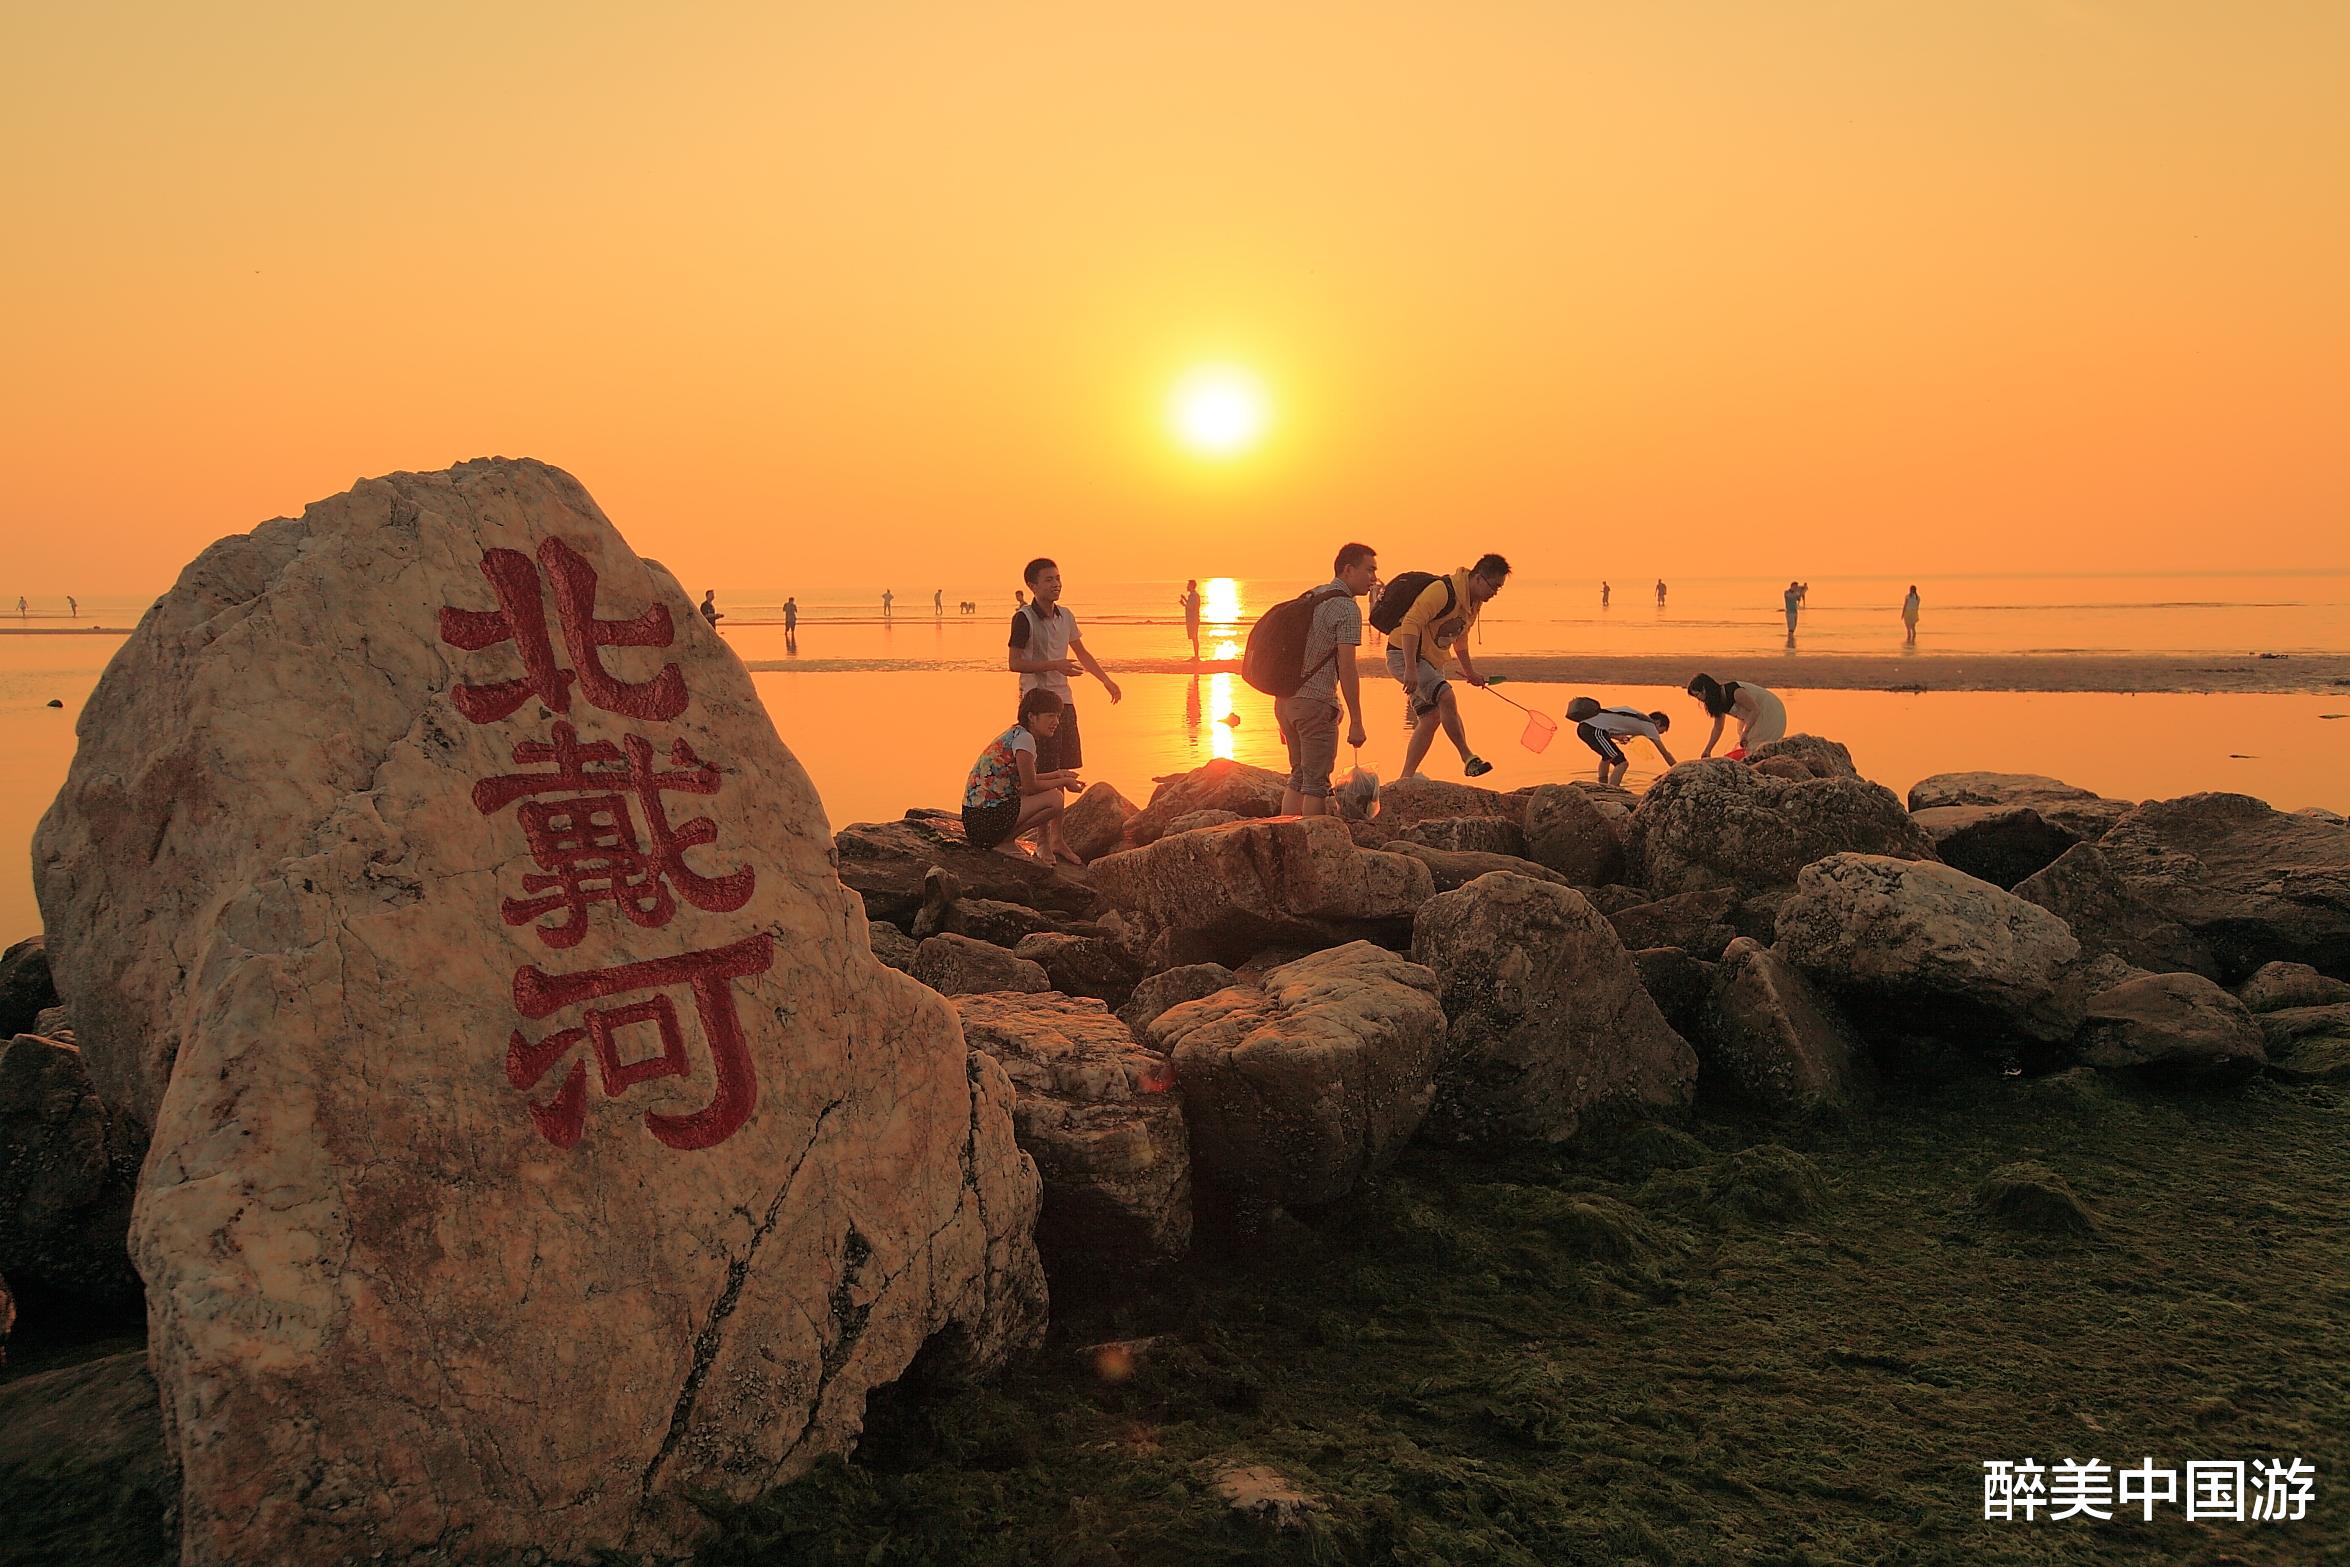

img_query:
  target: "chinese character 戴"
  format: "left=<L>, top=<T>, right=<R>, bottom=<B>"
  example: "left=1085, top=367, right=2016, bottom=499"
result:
left=473, top=722, right=753, bottom=946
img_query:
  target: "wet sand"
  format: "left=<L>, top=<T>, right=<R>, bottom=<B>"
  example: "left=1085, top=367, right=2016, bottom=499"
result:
left=744, top=649, right=2350, bottom=695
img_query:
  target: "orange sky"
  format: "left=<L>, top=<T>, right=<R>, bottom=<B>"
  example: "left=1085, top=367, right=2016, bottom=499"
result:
left=3, top=2, right=2345, bottom=593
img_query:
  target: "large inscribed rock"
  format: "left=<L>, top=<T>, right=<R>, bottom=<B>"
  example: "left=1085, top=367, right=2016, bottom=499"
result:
left=32, top=460, right=1045, bottom=1564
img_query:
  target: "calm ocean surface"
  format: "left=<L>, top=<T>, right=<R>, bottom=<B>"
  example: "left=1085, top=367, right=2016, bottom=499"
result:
left=5, top=572, right=2347, bottom=942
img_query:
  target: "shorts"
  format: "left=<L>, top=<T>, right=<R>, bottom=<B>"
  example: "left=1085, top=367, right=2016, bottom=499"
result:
left=1384, top=645, right=1451, bottom=718
left=1576, top=723, right=1626, bottom=766
left=1032, top=699, right=1082, bottom=771
left=1275, top=696, right=1341, bottom=797
left=962, top=797, right=1023, bottom=850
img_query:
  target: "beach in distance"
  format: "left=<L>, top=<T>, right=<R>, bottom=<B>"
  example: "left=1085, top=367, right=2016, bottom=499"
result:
left=9, top=572, right=2350, bottom=943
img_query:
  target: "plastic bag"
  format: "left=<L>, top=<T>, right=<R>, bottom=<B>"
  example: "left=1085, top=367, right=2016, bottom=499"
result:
left=1337, top=764, right=1382, bottom=820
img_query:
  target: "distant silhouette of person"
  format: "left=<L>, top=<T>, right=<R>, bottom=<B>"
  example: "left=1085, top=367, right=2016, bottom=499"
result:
left=700, top=590, right=723, bottom=629
left=67, top=595, right=78, bottom=618
left=1014, top=590, right=1026, bottom=609
left=14, top=596, right=24, bottom=619
left=1655, top=578, right=1667, bottom=608
left=933, top=588, right=943, bottom=618
left=882, top=588, right=894, bottom=623
left=1601, top=581, right=1611, bottom=608
left=783, top=595, right=799, bottom=651
left=1902, top=584, right=1921, bottom=645
left=1363, top=572, right=1384, bottom=644
left=1179, top=579, right=1202, bottom=662
left=1783, top=581, right=1801, bottom=642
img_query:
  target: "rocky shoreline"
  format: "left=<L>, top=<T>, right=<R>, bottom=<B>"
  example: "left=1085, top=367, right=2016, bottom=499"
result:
left=4, top=460, right=2346, bottom=1564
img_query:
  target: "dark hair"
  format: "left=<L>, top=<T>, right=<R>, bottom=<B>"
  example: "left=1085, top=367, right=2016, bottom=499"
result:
left=1649, top=711, right=1672, bottom=731
left=1686, top=673, right=1733, bottom=717
left=1473, top=552, right=1511, bottom=580
left=1018, top=688, right=1064, bottom=723
left=1022, top=557, right=1056, bottom=587
left=1334, top=541, right=1375, bottom=575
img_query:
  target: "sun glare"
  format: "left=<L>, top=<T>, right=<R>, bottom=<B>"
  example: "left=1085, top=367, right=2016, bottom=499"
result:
left=1203, top=578, right=1243, bottom=623
left=1169, top=366, right=1269, bottom=458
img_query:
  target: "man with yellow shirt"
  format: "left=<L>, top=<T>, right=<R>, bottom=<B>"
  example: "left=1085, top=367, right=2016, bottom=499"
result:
left=1382, top=552, right=1510, bottom=781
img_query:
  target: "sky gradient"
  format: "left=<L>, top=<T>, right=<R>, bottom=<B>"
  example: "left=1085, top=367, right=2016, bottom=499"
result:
left=4, top=1, right=2345, bottom=594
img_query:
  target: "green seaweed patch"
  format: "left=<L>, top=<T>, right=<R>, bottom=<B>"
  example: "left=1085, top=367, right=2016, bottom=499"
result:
left=1974, top=1159, right=2102, bottom=1237
left=1641, top=1142, right=1831, bottom=1228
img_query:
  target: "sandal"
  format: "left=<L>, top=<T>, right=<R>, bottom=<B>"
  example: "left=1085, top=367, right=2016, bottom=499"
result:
left=1462, top=755, right=1494, bottom=778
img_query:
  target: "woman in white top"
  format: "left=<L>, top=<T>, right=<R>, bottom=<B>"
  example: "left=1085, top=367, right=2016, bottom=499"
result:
left=1685, top=673, right=1788, bottom=760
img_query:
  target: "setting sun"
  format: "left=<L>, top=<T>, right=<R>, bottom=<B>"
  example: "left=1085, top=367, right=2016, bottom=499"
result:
left=1168, top=366, right=1269, bottom=458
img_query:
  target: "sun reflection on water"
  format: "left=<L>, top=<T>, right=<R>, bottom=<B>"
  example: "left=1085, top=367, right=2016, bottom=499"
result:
left=1210, top=636, right=1240, bottom=759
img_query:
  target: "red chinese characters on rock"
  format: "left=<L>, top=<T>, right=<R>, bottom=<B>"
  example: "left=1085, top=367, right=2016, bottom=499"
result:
left=472, top=722, right=753, bottom=947
left=439, top=537, right=767, bottom=1152
left=506, top=937, right=774, bottom=1152
left=439, top=536, right=687, bottom=724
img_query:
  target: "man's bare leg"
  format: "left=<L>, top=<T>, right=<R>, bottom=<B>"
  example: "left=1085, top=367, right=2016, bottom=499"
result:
left=1437, top=689, right=1472, bottom=763
left=1401, top=709, right=1442, bottom=779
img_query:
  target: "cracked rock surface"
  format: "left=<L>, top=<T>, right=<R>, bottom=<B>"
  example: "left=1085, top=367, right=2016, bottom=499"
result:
left=32, top=458, right=1044, bottom=1565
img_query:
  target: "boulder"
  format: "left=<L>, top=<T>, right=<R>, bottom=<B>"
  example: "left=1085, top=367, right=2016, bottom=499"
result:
left=0, top=1350, right=176, bottom=1561
left=1408, top=874, right=1695, bottom=1145
left=1626, top=760, right=1938, bottom=897
left=1608, top=888, right=1739, bottom=960
left=0, top=936, right=58, bottom=1039
left=1774, top=854, right=2087, bottom=1045
left=1581, top=884, right=1652, bottom=917
left=1125, top=760, right=1288, bottom=847
left=943, top=896, right=1073, bottom=949
left=1909, top=804, right=2079, bottom=889
left=0, top=1034, right=143, bottom=1310
left=1164, top=808, right=1244, bottom=836
left=1728, top=888, right=1791, bottom=945
left=914, top=932, right=1052, bottom=995
left=833, top=814, right=1099, bottom=926
left=868, top=920, right=918, bottom=973
left=2080, top=953, right=2152, bottom=994
left=2236, top=962, right=2350, bottom=1014
left=1631, top=948, right=1716, bottom=1041
left=1061, top=781, right=1138, bottom=863
left=31, top=1003, right=73, bottom=1041
left=951, top=993, right=1190, bottom=1273
left=2080, top=973, right=2267, bottom=1077
left=1089, top=815, right=1434, bottom=967
left=1367, top=776, right=1522, bottom=837
left=2011, top=843, right=2217, bottom=979
left=1743, top=734, right=1858, bottom=780
left=1013, top=932, right=1143, bottom=1010
left=1697, top=938, right=1866, bottom=1115
left=2091, top=794, right=2350, bottom=981
left=1397, top=816, right=1528, bottom=858
left=1145, top=943, right=1444, bottom=1208
left=1906, top=772, right=2133, bottom=842
left=1386, top=841, right=1571, bottom=893
left=1522, top=783, right=1628, bottom=886
left=30, top=459, right=1047, bottom=1565
left=2257, top=1005, right=2350, bottom=1082
left=1116, top=963, right=1239, bottom=1038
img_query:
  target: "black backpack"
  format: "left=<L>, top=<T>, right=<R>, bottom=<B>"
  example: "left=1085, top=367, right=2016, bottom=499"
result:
left=1242, top=587, right=1352, bottom=698
left=1367, top=570, right=1454, bottom=635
